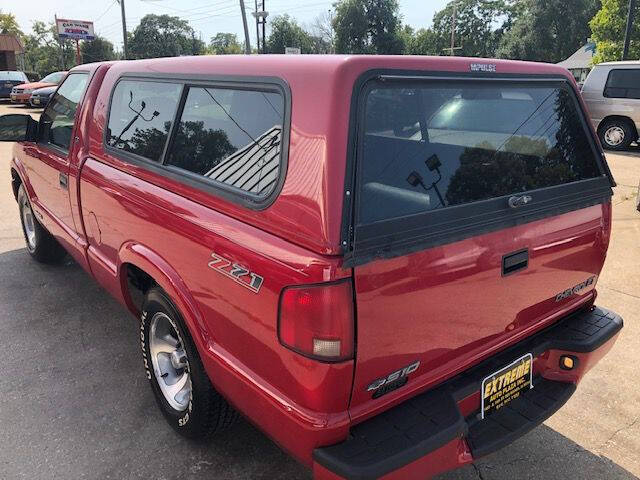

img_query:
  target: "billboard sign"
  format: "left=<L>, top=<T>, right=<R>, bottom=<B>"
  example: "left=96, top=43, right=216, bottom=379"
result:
left=56, top=18, right=95, bottom=41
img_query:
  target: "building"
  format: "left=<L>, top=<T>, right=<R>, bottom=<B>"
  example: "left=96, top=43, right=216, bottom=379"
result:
left=0, top=34, right=24, bottom=71
left=557, top=41, right=596, bottom=85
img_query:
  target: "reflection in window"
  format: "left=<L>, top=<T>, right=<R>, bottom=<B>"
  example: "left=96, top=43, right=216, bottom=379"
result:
left=38, top=73, right=89, bottom=151
left=165, top=86, right=284, bottom=197
left=106, top=80, right=182, bottom=162
left=360, top=83, right=602, bottom=224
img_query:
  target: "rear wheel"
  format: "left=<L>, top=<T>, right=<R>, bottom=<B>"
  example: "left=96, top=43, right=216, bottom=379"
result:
left=140, top=288, right=237, bottom=439
left=17, top=185, right=66, bottom=263
left=599, top=119, right=635, bottom=151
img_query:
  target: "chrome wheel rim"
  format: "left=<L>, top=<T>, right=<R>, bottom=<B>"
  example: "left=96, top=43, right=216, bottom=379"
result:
left=604, top=126, right=625, bottom=147
left=149, top=312, right=192, bottom=411
left=20, top=194, right=37, bottom=251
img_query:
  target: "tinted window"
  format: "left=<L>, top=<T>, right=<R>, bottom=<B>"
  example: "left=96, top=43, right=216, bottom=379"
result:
left=360, top=82, right=601, bottom=224
left=106, top=80, right=182, bottom=162
left=38, top=73, right=89, bottom=150
left=604, top=69, right=640, bottom=99
left=165, top=86, right=284, bottom=197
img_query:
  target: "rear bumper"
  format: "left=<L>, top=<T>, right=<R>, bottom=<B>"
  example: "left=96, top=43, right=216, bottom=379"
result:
left=313, top=306, right=623, bottom=480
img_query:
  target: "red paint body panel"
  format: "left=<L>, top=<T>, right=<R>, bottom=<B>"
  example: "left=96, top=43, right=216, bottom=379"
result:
left=7, top=55, right=620, bottom=478
left=350, top=203, right=610, bottom=418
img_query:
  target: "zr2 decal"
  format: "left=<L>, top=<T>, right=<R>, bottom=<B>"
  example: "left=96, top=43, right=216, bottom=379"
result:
left=208, top=252, right=264, bottom=294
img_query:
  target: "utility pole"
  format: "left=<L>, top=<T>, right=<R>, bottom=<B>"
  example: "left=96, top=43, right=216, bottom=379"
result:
left=262, top=0, right=266, bottom=54
left=252, top=1, right=268, bottom=53
left=622, top=0, right=636, bottom=61
left=239, top=0, right=252, bottom=54
left=118, top=0, right=128, bottom=60
left=254, top=0, right=260, bottom=52
left=450, top=3, right=456, bottom=56
left=442, top=2, right=462, bottom=56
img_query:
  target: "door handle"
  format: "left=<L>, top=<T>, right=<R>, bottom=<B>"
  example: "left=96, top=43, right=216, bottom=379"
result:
left=502, top=249, right=529, bottom=276
left=59, top=172, right=68, bottom=190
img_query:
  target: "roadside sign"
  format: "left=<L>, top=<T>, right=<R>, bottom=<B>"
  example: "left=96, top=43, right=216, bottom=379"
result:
left=285, top=47, right=301, bottom=55
left=56, top=18, right=95, bottom=41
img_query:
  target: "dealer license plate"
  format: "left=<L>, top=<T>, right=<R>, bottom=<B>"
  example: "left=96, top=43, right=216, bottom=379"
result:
left=481, top=353, right=533, bottom=419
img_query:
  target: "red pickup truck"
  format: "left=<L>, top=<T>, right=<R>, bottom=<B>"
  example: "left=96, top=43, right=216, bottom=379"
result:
left=0, top=56, right=623, bottom=479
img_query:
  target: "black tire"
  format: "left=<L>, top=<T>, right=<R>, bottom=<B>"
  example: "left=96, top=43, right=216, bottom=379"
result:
left=140, top=288, right=237, bottom=439
left=599, top=119, right=635, bottom=151
left=17, top=184, right=67, bottom=264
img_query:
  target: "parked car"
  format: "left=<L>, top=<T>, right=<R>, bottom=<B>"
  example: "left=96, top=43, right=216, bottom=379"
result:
left=10, top=71, right=67, bottom=104
left=582, top=60, right=640, bottom=150
left=29, top=85, right=57, bottom=108
left=0, top=71, right=29, bottom=99
left=0, top=56, right=623, bottom=480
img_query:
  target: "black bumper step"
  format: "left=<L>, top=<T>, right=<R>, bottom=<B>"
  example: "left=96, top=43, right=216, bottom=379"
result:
left=466, top=378, right=575, bottom=458
left=314, top=306, right=622, bottom=480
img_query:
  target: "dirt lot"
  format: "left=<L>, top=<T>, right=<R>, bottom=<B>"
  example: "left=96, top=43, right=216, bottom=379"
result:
left=0, top=100, right=638, bottom=479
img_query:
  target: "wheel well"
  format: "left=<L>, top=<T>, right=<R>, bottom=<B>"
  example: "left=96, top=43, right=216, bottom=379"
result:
left=11, top=169, right=21, bottom=202
left=124, top=263, right=157, bottom=314
left=599, top=115, right=639, bottom=139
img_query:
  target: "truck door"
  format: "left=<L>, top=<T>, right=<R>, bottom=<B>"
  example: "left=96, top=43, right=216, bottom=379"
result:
left=25, top=72, right=89, bottom=245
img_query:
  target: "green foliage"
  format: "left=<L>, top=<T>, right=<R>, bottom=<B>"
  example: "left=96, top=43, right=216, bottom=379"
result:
left=0, top=10, right=22, bottom=35
left=591, top=0, right=640, bottom=63
left=128, top=14, right=205, bottom=59
left=209, top=33, right=243, bottom=55
left=432, top=0, right=513, bottom=57
left=333, top=0, right=404, bottom=54
left=81, top=36, right=116, bottom=63
left=497, top=0, right=600, bottom=63
left=266, top=15, right=315, bottom=54
left=23, top=21, right=74, bottom=78
left=406, top=28, right=441, bottom=55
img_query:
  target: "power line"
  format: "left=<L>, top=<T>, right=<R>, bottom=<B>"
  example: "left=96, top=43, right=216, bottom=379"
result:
left=96, top=0, right=118, bottom=22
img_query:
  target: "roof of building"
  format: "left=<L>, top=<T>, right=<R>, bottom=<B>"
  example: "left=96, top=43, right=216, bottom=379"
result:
left=0, top=34, right=24, bottom=53
left=205, top=126, right=282, bottom=196
left=557, top=43, right=596, bottom=70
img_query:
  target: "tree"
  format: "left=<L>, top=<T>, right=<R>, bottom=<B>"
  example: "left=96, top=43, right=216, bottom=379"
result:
left=23, top=21, right=75, bottom=77
left=309, top=10, right=335, bottom=53
left=81, top=36, right=116, bottom=63
left=0, top=10, right=22, bottom=36
left=128, top=14, right=205, bottom=59
left=406, top=28, right=441, bottom=55
left=591, top=0, right=640, bottom=63
left=497, top=0, right=600, bottom=63
left=333, top=0, right=404, bottom=54
left=265, top=15, right=315, bottom=54
left=209, top=33, right=243, bottom=55
left=432, top=0, right=513, bottom=58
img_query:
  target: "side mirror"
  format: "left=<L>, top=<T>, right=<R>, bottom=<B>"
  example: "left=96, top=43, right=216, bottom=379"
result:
left=0, top=114, right=37, bottom=142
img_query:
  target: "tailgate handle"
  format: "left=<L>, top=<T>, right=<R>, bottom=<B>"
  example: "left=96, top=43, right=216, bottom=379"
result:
left=502, top=249, right=529, bottom=276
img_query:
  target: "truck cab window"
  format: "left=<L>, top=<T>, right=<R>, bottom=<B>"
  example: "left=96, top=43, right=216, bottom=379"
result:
left=106, top=80, right=182, bottom=162
left=164, top=86, right=284, bottom=197
left=38, top=73, right=88, bottom=151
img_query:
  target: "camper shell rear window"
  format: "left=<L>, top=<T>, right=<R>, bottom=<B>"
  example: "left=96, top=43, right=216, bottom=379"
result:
left=344, top=72, right=614, bottom=266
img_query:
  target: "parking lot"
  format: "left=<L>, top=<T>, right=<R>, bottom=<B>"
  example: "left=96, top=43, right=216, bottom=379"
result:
left=0, top=100, right=638, bottom=479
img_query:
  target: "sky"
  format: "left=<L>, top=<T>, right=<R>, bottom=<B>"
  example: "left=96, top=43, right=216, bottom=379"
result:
left=6, top=0, right=450, bottom=52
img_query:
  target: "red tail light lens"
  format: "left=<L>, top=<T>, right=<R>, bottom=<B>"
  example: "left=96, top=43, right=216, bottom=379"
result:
left=278, top=280, right=355, bottom=362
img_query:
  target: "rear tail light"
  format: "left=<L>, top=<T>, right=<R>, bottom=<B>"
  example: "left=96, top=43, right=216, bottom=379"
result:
left=278, top=280, right=355, bottom=362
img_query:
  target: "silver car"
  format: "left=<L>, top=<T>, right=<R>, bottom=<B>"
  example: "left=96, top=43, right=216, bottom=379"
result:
left=582, top=61, right=640, bottom=150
